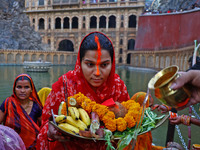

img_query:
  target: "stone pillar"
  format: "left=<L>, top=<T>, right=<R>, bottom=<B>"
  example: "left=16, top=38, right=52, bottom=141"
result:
left=22, top=53, right=24, bottom=62
left=52, top=16, right=55, bottom=30
left=45, top=15, right=48, bottom=30
left=58, top=54, right=60, bottom=64
left=106, top=16, right=108, bottom=31
left=51, top=54, right=54, bottom=64
left=97, top=16, right=99, bottom=29
left=13, top=53, right=16, bottom=63
left=124, top=10, right=128, bottom=29
left=69, top=18, right=72, bottom=30
left=5, top=53, right=8, bottom=64
left=86, top=15, right=89, bottom=30
left=61, top=17, right=64, bottom=29
left=35, top=15, right=38, bottom=31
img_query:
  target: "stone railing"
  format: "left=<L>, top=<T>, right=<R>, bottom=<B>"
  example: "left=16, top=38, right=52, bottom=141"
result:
left=127, top=45, right=194, bottom=71
left=0, top=46, right=195, bottom=71
left=0, top=49, right=77, bottom=65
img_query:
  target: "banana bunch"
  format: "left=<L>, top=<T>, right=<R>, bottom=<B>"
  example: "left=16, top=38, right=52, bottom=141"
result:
left=55, top=105, right=91, bottom=136
left=68, top=106, right=80, bottom=120
left=78, top=108, right=91, bottom=127
left=58, top=123, right=79, bottom=135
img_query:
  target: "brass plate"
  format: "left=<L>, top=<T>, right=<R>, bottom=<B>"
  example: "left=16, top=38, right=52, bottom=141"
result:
left=49, top=114, right=169, bottom=140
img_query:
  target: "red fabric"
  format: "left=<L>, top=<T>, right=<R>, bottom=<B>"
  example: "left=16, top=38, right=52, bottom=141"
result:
left=37, top=32, right=130, bottom=150
left=101, top=98, right=116, bottom=107
left=4, top=74, right=42, bottom=149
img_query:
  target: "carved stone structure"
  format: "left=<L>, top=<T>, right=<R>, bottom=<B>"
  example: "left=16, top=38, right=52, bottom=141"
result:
left=24, top=0, right=145, bottom=64
left=0, top=46, right=193, bottom=71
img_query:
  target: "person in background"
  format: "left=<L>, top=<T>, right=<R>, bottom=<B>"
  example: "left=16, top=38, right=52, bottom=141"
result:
left=37, top=32, right=153, bottom=150
left=187, top=56, right=200, bottom=71
left=37, top=87, right=52, bottom=106
left=0, top=73, right=43, bottom=149
left=0, top=124, right=26, bottom=150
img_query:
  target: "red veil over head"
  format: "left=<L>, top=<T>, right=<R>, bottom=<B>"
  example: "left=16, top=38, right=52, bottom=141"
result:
left=37, top=32, right=130, bottom=150
left=52, top=31, right=129, bottom=104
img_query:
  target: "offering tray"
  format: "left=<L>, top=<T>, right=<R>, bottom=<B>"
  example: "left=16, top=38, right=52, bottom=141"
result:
left=49, top=113, right=169, bottom=141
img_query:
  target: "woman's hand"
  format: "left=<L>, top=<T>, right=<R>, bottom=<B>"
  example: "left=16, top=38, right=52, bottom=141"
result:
left=47, top=122, right=70, bottom=142
left=151, top=104, right=170, bottom=113
left=170, top=70, right=200, bottom=110
left=169, top=116, right=181, bottom=125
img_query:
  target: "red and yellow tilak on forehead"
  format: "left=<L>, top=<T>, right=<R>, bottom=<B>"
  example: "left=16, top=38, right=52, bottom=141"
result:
left=94, top=35, right=101, bottom=75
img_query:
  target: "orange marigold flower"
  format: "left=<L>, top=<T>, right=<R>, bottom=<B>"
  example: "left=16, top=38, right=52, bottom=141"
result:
left=124, top=115, right=136, bottom=128
left=92, top=104, right=108, bottom=119
left=104, top=111, right=115, bottom=119
left=84, top=101, right=96, bottom=113
left=104, top=119, right=116, bottom=132
left=61, top=102, right=67, bottom=115
left=116, top=118, right=127, bottom=132
left=65, top=92, right=145, bottom=132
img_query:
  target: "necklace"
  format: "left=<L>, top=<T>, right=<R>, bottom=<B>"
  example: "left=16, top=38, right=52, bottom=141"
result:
left=22, top=100, right=30, bottom=111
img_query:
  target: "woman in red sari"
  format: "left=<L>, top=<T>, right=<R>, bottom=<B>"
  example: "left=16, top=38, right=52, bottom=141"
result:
left=37, top=32, right=152, bottom=150
left=0, top=74, right=43, bottom=149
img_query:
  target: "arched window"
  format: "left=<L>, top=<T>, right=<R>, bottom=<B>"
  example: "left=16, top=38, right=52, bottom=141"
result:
left=55, top=17, right=61, bottom=29
left=128, top=15, right=136, bottom=28
left=32, top=1, right=35, bottom=6
left=58, top=40, right=74, bottom=51
left=120, top=39, right=123, bottom=45
left=121, top=15, right=124, bottom=20
left=127, top=54, right=131, bottom=64
left=90, top=16, right=97, bottom=28
left=119, top=57, right=122, bottom=63
left=109, top=15, right=116, bottom=28
left=119, top=48, right=123, bottom=54
left=64, top=17, right=70, bottom=29
left=48, top=39, right=51, bottom=45
left=99, top=16, right=106, bottom=28
left=26, top=1, right=29, bottom=7
left=83, top=16, right=86, bottom=21
left=128, top=39, right=135, bottom=50
left=121, top=22, right=123, bottom=28
left=33, top=18, right=35, bottom=23
left=72, top=17, right=78, bottom=29
left=39, top=0, right=44, bottom=5
left=39, top=18, right=44, bottom=30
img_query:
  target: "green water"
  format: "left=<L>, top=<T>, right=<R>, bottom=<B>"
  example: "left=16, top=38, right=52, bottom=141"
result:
left=0, top=65, right=199, bottom=147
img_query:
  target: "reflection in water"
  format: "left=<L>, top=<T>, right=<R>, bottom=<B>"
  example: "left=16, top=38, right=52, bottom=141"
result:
left=0, top=66, right=199, bottom=147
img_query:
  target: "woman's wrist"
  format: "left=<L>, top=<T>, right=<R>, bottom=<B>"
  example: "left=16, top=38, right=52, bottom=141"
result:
left=180, top=114, right=191, bottom=126
left=163, top=104, right=172, bottom=111
left=47, top=130, right=56, bottom=142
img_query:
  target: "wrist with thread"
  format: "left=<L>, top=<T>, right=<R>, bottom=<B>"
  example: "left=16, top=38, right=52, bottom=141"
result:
left=181, top=114, right=191, bottom=126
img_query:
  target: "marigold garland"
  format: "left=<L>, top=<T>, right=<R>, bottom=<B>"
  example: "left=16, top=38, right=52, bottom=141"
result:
left=67, top=92, right=142, bottom=132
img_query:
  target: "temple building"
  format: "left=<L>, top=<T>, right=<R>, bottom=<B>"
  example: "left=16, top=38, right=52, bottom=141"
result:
left=24, top=0, right=145, bottom=64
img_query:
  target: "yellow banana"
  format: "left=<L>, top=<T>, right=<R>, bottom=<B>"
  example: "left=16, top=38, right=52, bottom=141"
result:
left=58, top=123, right=79, bottom=135
left=68, top=106, right=79, bottom=120
left=78, top=108, right=91, bottom=127
left=55, top=115, right=67, bottom=124
left=66, top=116, right=87, bottom=131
